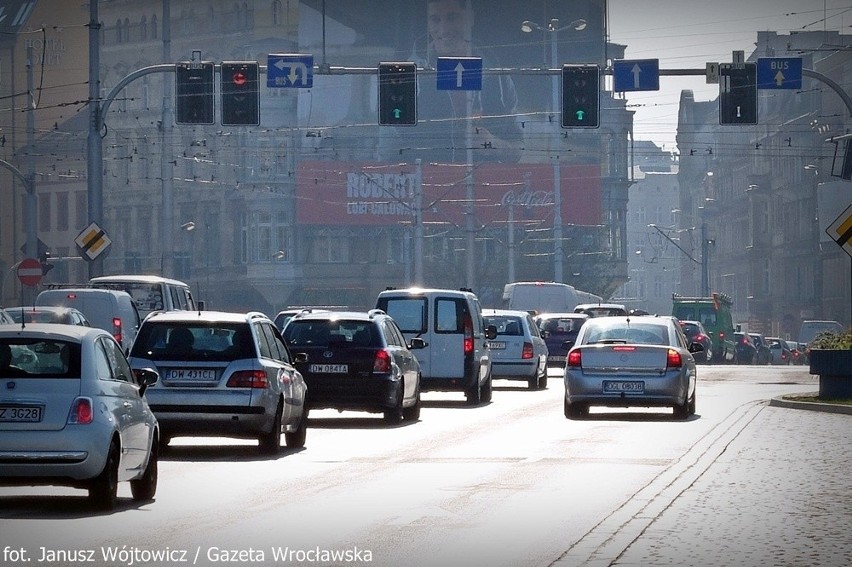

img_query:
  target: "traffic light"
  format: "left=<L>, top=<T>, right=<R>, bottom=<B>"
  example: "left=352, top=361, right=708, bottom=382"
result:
left=175, top=62, right=214, bottom=125
left=561, top=65, right=600, bottom=128
left=378, top=62, right=416, bottom=126
left=719, top=64, right=757, bottom=125
left=221, top=61, right=260, bottom=126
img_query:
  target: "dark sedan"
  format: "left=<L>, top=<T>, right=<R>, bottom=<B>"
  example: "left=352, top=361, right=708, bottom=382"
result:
left=678, top=320, right=713, bottom=363
left=535, top=313, right=589, bottom=368
left=283, top=310, right=425, bottom=423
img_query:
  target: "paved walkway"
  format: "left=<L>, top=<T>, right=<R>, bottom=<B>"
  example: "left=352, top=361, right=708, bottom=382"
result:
left=609, top=401, right=852, bottom=567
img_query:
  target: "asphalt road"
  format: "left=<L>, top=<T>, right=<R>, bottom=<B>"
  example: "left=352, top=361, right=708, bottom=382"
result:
left=2, top=365, right=845, bottom=567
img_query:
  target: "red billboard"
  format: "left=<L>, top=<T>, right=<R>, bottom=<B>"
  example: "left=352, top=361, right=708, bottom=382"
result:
left=296, top=161, right=601, bottom=228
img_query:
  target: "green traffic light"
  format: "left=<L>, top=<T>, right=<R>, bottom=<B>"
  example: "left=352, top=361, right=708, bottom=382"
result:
left=393, top=108, right=403, bottom=119
left=576, top=110, right=585, bottom=121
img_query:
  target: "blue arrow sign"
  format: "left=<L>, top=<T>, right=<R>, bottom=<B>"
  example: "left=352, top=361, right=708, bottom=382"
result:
left=436, top=57, right=482, bottom=91
left=757, top=57, right=802, bottom=89
left=267, top=54, right=313, bottom=88
left=613, top=59, right=660, bottom=92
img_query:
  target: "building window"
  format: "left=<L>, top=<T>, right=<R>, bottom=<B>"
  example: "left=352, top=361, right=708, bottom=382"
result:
left=56, top=192, right=68, bottom=231
left=76, top=191, right=87, bottom=228
left=140, top=16, right=147, bottom=40
left=123, top=18, right=130, bottom=42
left=272, top=0, right=282, bottom=25
left=39, top=193, right=51, bottom=231
left=151, top=14, right=158, bottom=39
left=240, top=210, right=293, bottom=264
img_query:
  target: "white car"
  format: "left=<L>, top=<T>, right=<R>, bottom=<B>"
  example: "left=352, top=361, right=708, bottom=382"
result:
left=0, top=324, right=159, bottom=510
left=482, top=308, right=549, bottom=390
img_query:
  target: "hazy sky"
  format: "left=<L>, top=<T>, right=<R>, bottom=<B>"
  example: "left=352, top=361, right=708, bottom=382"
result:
left=607, top=0, right=852, bottom=151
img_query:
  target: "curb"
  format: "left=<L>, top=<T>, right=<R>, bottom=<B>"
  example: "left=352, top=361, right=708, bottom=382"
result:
left=769, top=393, right=852, bottom=416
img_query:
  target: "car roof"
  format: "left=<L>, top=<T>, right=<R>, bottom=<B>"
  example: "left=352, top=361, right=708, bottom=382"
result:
left=91, top=274, right=190, bottom=286
left=289, top=310, right=386, bottom=322
left=482, top=308, right=529, bottom=317
left=6, top=306, right=82, bottom=314
left=142, top=310, right=268, bottom=324
left=379, top=287, right=477, bottom=298
left=536, top=312, right=589, bottom=319
left=0, top=323, right=106, bottom=341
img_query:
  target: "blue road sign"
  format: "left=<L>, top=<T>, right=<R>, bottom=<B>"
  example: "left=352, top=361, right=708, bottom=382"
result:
left=613, top=59, right=660, bottom=92
left=267, top=54, right=313, bottom=88
left=757, top=57, right=802, bottom=89
left=436, top=57, right=482, bottom=91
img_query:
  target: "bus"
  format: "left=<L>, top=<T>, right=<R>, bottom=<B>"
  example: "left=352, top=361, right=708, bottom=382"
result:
left=502, top=281, right=602, bottom=315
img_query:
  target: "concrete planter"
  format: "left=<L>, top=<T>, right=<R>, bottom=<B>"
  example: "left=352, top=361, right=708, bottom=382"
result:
left=809, top=350, right=852, bottom=399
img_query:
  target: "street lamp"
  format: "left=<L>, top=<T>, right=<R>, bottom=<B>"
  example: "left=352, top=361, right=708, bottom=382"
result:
left=521, top=17, right=587, bottom=283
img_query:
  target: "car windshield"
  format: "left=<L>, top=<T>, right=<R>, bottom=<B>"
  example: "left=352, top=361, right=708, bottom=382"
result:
left=0, top=339, right=81, bottom=378
left=582, top=320, right=670, bottom=346
left=284, top=320, right=378, bottom=348
left=131, top=323, right=254, bottom=361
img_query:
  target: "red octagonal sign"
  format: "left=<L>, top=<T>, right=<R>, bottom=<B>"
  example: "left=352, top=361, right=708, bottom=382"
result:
left=16, top=257, right=43, bottom=287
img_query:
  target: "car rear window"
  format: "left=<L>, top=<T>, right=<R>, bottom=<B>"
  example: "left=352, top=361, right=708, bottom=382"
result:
left=284, top=320, right=379, bottom=348
left=583, top=321, right=670, bottom=346
left=0, top=339, right=81, bottom=378
left=484, top=316, right=523, bottom=336
left=131, top=323, right=255, bottom=361
left=379, top=297, right=427, bottom=333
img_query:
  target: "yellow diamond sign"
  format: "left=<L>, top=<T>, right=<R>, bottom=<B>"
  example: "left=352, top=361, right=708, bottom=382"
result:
left=826, top=204, right=852, bottom=258
left=75, top=222, right=112, bottom=261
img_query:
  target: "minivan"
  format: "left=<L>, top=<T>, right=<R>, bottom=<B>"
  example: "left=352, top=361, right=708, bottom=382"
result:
left=35, top=288, right=140, bottom=352
left=376, top=287, right=497, bottom=405
left=89, top=275, right=198, bottom=320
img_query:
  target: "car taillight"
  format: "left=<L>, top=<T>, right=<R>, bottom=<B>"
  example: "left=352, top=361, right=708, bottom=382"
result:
left=463, top=313, right=473, bottom=355
left=718, top=332, right=725, bottom=340
left=373, top=349, right=392, bottom=373
left=68, top=397, right=93, bottom=424
left=666, top=349, right=682, bottom=368
left=695, top=334, right=706, bottom=342
left=522, top=342, right=534, bottom=359
left=112, top=317, right=122, bottom=345
left=567, top=349, right=582, bottom=367
left=227, top=370, right=268, bottom=388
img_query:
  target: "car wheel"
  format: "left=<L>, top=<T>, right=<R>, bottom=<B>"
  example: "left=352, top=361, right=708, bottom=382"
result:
left=480, top=372, right=493, bottom=403
left=466, top=376, right=482, bottom=406
left=402, top=386, right=421, bottom=421
left=674, top=396, right=690, bottom=419
left=538, top=371, right=548, bottom=390
left=688, top=389, right=697, bottom=416
left=384, top=387, right=404, bottom=424
left=284, top=407, right=308, bottom=449
left=130, top=439, right=158, bottom=501
left=158, top=433, right=171, bottom=452
left=90, top=441, right=119, bottom=510
left=564, top=398, right=587, bottom=419
left=259, top=401, right=283, bottom=454
left=704, top=348, right=713, bottom=363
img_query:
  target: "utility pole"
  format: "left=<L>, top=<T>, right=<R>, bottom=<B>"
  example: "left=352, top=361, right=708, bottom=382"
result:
left=87, top=0, right=103, bottom=278
left=24, top=44, right=37, bottom=303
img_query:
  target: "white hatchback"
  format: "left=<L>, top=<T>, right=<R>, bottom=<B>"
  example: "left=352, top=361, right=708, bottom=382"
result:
left=0, top=324, right=159, bottom=510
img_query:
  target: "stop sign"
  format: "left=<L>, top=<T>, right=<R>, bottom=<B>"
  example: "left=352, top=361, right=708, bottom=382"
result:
left=16, top=257, right=43, bottom=287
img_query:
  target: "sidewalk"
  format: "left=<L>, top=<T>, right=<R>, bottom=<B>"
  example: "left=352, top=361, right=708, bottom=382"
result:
left=609, top=399, right=852, bottom=567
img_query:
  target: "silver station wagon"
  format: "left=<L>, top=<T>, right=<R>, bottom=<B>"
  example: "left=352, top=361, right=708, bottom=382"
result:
left=128, top=311, right=308, bottom=453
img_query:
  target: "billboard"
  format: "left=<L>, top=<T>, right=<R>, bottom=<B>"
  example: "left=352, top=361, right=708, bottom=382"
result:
left=296, top=161, right=601, bottom=228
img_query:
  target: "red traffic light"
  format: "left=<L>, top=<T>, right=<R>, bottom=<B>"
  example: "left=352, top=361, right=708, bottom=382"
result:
left=232, top=72, right=247, bottom=86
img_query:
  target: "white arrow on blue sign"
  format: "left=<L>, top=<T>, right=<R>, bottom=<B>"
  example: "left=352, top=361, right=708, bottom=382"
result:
left=613, top=59, right=660, bottom=92
left=756, top=57, right=802, bottom=90
left=267, top=54, right=313, bottom=88
left=436, top=57, right=482, bottom=91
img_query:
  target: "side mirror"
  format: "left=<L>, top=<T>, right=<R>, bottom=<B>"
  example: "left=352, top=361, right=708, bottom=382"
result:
left=485, top=324, right=498, bottom=340
left=133, top=368, right=159, bottom=396
left=408, top=337, right=427, bottom=350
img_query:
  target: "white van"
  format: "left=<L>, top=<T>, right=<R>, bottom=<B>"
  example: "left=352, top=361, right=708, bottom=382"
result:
left=35, top=288, right=140, bottom=352
left=89, top=275, right=197, bottom=320
left=375, top=287, right=497, bottom=405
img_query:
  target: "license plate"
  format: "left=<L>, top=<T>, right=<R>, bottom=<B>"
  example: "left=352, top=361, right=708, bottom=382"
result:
left=548, top=355, right=565, bottom=362
left=166, top=368, right=217, bottom=381
left=309, top=364, right=348, bottom=373
left=488, top=341, right=506, bottom=350
left=0, top=405, right=43, bottom=423
left=603, top=380, right=644, bottom=393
